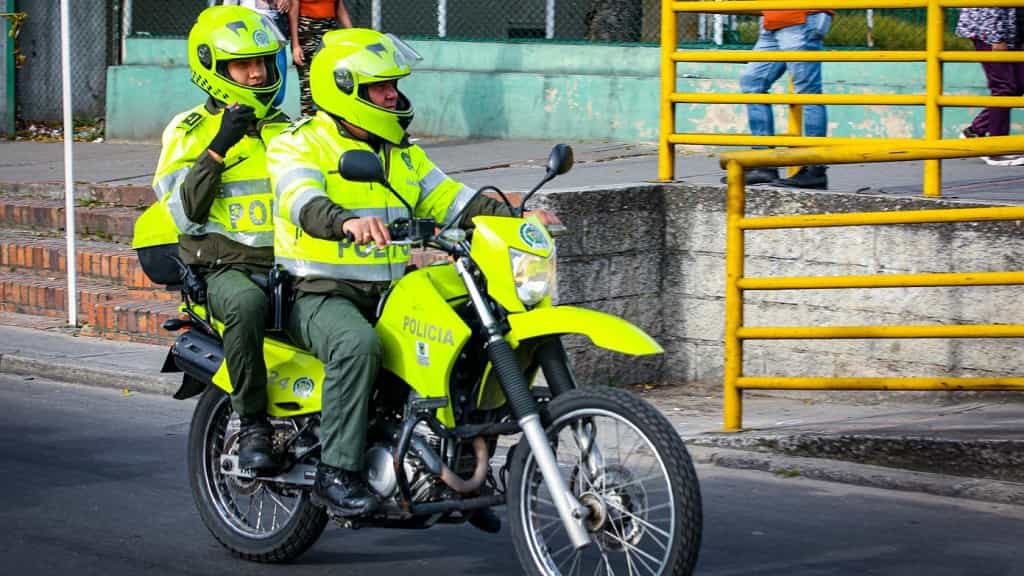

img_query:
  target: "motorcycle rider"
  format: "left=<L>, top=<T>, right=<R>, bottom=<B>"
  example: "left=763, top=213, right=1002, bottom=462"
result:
left=148, top=5, right=290, bottom=472
left=266, top=28, right=558, bottom=519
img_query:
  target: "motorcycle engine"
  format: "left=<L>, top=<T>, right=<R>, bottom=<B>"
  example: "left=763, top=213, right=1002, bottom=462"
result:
left=365, top=422, right=445, bottom=502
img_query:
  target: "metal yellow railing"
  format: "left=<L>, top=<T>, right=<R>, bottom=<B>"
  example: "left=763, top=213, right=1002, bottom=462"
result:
left=721, top=136, right=1024, bottom=431
left=660, top=0, right=1024, bottom=196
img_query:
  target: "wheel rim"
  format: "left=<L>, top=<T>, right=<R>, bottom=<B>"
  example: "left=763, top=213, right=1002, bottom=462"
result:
left=200, top=394, right=306, bottom=539
left=519, top=408, right=677, bottom=575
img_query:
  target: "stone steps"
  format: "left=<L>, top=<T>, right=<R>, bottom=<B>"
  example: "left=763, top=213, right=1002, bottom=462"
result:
left=0, top=229, right=158, bottom=289
left=0, top=197, right=142, bottom=243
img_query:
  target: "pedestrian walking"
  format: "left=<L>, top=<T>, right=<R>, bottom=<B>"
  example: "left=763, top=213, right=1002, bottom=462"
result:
left=289, top=0, right=353, bottom=116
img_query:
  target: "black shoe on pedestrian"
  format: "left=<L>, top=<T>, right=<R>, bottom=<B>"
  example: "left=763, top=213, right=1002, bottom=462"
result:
left=720, top=167, right=779, bottom=185
left=773, top=165, right=828, bottom=189
left=467, top=507, right=502, bottom=534
left=312, top=464, right=379, bottom=517
left=237, top=416, right=280, bottom=473
left=961, top=126, right=983, bottom=139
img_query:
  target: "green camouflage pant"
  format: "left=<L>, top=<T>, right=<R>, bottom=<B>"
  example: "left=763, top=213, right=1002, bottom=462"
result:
left=205, top=265, right=270, bottom=418
left=287, top=292, right=380, bottom=471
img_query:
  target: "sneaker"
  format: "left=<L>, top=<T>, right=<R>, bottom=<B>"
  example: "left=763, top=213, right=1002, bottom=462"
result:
left=719, top=167, right=779, bottom=185
left=982, top=154, right=1024, bottom=166
left=773, top=165, right=828, bottom=189
left=237, top=416, right=281, bottom=472
left=312, top=463, right=379, bottom=517
left=961, top=126, right=983, bottom=139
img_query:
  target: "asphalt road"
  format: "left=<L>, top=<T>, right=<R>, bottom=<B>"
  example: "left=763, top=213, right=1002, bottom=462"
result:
left=1, top=372, right=1022, bottom=576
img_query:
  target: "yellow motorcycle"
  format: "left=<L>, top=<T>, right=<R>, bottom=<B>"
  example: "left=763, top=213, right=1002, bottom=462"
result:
left=154, top=145, right=702, bottom=575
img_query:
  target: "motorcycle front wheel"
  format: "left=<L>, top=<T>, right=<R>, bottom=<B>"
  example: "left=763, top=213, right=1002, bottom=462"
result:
left=507, top=387, right=702, bottom=576
left=188, top=387, right=327, bottom=563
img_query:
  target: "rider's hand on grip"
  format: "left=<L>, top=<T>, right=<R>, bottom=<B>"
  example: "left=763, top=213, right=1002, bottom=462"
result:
left=342, top=216, right=390, bottom=246
left=209, top=104, right=255, bottom=157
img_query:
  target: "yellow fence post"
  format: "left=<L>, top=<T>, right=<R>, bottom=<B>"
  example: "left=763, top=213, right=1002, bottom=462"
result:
left=659, top=0, right=678, bottom=182
left=723, top=160, right=746, bottom=431
left=923, top=0, right=944, bottom=197
left=786, top=77, right=803, bottom=177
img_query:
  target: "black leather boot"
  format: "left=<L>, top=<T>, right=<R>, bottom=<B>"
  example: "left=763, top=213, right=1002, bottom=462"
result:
left=312, top=464, right=379, bottom=517
left=467, top=507, right=502, bottom=534
left=720, top=167, right=779, bottom=185
left=237, top=416, right=280, bottom=472
left=773, top=165, right=828, bottom=189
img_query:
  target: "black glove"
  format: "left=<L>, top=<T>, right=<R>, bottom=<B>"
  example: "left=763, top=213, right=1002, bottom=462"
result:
left=208, top=104, right=255, bottom=157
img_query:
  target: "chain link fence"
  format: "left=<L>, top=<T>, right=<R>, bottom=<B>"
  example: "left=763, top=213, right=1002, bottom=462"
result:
left=123, top=2, right=975, bottom=49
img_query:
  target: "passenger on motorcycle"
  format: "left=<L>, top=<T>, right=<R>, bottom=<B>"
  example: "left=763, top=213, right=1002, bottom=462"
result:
left=147, top=5, right=290, bottom=472
left=266, top=28, right=558, bottom=518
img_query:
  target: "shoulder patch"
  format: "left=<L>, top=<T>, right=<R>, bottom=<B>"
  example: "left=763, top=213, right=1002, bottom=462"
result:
left=177, top=111, right=205, bottom=133
left=283, top=116, right=315, bottom=134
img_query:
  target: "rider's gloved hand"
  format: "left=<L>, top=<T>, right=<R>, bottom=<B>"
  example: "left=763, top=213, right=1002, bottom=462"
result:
left=208, top=104, right=255, bottom=157
left=341, top=216, right=390, bottom=246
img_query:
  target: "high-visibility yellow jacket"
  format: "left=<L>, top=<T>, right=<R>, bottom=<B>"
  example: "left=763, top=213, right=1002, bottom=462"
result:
left=133, top=101, right=288, bottom=268
left=268, top=112, right=485, bottom=286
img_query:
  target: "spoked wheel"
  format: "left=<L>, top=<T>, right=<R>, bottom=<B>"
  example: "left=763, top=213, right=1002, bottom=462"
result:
left=508, top=387, right=702, bottom=575
left=188, top=387, right=327, bottom=562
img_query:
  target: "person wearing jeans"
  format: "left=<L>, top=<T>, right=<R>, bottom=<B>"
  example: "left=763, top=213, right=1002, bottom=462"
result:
left=956, top=8, right=1024, bottom=166
left=733, top=10, right=833, bottom=189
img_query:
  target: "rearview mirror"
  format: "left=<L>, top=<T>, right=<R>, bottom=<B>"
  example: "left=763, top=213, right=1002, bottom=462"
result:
left=546, top=144, right=574, bottom=177
left=338, top=150, right=385, bottom=184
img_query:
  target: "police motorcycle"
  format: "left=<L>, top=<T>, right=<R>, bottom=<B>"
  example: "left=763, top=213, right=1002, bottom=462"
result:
left=147, top=144, right=702, bottom=575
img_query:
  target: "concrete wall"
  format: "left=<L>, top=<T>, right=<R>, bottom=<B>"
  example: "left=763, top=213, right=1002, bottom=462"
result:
left=106, top=37, right=1002, bottom=142
left=539, top=185, right=1024, bottom=392
left=14, top=0, right=108, bottom=121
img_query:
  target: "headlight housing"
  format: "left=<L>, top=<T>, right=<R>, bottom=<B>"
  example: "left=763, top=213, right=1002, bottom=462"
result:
left=510, top=248, right=555, bottom=307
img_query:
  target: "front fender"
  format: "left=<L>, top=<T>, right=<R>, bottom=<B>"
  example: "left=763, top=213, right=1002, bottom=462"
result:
left=506, top=306, right=663, bottom=355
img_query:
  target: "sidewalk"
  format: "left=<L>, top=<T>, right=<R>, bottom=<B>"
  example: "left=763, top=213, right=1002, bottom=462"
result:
left=1, top=138, right=1023, bottom=507
left=0, top=320, right=1021, bottom=506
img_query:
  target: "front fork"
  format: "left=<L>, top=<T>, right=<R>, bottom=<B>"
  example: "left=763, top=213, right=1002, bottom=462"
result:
left=456, top=259, right=592, bottom=550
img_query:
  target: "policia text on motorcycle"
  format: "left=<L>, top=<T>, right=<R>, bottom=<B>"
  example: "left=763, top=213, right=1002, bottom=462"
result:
left=266, top=28, right=559, bottom=518
left=133, top=6, right=289, bottom=472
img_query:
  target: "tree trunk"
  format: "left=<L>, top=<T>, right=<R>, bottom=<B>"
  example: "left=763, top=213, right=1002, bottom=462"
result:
left=585, top=0, right=643, bottom=42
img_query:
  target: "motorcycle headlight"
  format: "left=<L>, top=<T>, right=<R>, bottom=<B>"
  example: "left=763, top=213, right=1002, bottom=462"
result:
left=510, top=248, right=555, bottom=307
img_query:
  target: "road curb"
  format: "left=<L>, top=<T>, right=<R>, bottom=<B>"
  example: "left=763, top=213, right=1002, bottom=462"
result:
left=0, top=353, right=179, bottom=396
left=688, top=445, right=1024, bottom=507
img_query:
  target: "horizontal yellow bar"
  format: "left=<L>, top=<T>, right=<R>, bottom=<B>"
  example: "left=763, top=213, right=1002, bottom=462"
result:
left=672, top=50, right=924, bottom=63
left=718, top=135, right=1024, bottom=167
left=739, top=206, right=1024, bottom=229
left=671, top=133, right=922, bottom=148
left=737, top=376, right=1024, bottom=390
left=939, top=95, right=1024, bottom=108
left=738, top=324, right=1024, bottom=339
left=671, top=0, right=925, bottom=12
left=738, top=270, right=1024, bottom=290
left=941, top=50, right=1024, bottom=62
left=672, top=92, right=924, bottom=105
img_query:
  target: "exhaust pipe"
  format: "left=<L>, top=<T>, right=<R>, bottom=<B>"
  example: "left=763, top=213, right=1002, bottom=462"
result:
left=170, top=330, right=223, bottom=383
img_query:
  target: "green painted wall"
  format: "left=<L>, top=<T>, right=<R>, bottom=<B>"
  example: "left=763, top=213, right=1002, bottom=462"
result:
left=107, top=37, right=999, bottom=142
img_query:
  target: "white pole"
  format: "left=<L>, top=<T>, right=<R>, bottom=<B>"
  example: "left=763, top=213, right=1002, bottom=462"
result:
left=120, top=0, right=132, bottom=65
left=372, top=0, right=381, bottom=31
left=713, top=14, right=723, bottom=46
left=60, top=0, right=77, bottom=327
left=438, top=0, right=446, bottom=37
left=545, top=0, right=555, bottom=39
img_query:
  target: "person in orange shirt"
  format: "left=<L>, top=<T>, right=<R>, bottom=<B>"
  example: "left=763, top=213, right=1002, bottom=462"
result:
left=734, top=10, right=833, bottom=189
left=290, top=0, right=353, bottom=116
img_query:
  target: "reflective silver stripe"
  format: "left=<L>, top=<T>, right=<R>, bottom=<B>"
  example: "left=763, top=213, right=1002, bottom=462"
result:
left=275, top=167, right=325, bottom=200
left=276, top=257, right=405, bottom=282
left=349, top=206, right=410, bottom=222
left=153, top=167, right=190, bottom=200
left=287, top=186, right=329, bottom=224
left=206, top=225, right=274, bottom=247
left=417, top=167, right=447, bottom=204
left=166, top=186, right=206, bottom=235
left=220, top=179, right=271, bottom=198
left=443, top=185, right=477, bottom=226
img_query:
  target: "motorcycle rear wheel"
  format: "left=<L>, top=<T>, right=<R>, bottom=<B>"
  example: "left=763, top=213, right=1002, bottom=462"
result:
left=188, top=387, right=327, bottom=563
left=507, top=387, right=702, bottom=575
